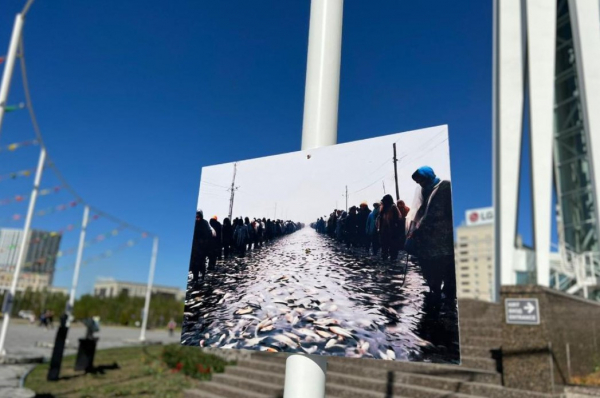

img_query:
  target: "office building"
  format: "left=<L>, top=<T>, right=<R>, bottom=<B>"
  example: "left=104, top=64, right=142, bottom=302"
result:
left=494, top=0, right=600, bottom=299
left=0, top=228, right=62, bottom=285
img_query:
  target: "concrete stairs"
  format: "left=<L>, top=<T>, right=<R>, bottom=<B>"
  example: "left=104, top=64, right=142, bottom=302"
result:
left=184, top=299, right=562, bottom=398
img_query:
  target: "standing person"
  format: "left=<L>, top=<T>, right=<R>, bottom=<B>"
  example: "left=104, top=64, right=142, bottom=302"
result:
left=378, top=194, right=402, bottom=261
left=189, top=210, right=213, bottom=285
left=209, top=216, right=222, bottom=270
left=344, top=207, right=359, bottom=248
left=409, top=166, right=455, bottom=302
left=235, top=218, right=250, bottom=258
left=357, top=202, right=371, bottom=251
left=366, top=202, right=381, bottom=256
left=167, top=319, right=176, bottom=337
left=246, top=218, right=255, bottom=251
left=222, top=218, right=233, bottom=259
left=47, top=310, right=54, bottom=329
left=396, top=200, right=410, bottom=250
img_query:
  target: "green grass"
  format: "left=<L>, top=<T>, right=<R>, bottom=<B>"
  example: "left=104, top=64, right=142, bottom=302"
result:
left=25, top=344, right=229, bottom=397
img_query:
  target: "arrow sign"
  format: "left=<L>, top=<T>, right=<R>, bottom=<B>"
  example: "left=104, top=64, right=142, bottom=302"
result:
left=505, top=298, right=540, bottom=325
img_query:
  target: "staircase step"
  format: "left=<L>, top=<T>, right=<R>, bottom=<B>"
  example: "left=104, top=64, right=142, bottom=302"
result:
left=226, top=366, right=286, bottom=384
left=189, top=380, right=273, bottom=398
left=326, top=375, right=484, bottom=398
left=460, top=356, right=498, bottom=372
left=184, top=390, right=231, bottom=398
left=461, top=345, right=494, bottom=358
left=325, top=357, right=502, bottom=385
left=460, top=335, right=502, bottom=348
left=460, top=326, right=502, bottom=339
left=211, top=373, right=283, bottom=396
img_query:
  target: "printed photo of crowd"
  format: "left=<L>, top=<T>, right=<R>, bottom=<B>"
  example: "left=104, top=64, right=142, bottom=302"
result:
left=181, top=126, right=460, bottom=363
left=313, top=166, right=455, bottom=305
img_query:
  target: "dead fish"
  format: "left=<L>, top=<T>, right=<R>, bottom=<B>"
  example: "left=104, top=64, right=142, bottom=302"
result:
left=218, top=334, right=226, bottom=344
left=313, top=318, right=339, bottom=326
left=301, top=345, right=318, bottom=354
left=260, top=347, right=279, bottom=352
left=204, top=333, right=210, bottom=339
left=387, top=349, right=396, bottom=360
left=235, top=307, right=254, bottom=315
left=183, top=312, right=194, bottom=317
left=357, top=340, right=370, bottom=355
left=325, top=339, right=337, bottom=349
left=273, top=334, right=298, bottom=348
left=244, top=336, right=267, bottom=347
left=259, top=325, right=274, bottom=332
left=284, top=332, right=300, bottom=343
left=222, top=343, right=237, bottom=349
left=199, top=340, right=205, bottom=347
left=295, top=328, right=321, bottom=340
left=328, top=304, right=338, bottom=312
left=330, top=326, right=353, bottom=339
left=316, top=330, right=333, bottom=339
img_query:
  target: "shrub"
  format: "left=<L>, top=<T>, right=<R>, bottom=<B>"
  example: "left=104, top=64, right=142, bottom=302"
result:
left=161, top=345, right=229, bottom=380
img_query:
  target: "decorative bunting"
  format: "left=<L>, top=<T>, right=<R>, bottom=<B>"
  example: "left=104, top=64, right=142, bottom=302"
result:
left=3, top=102, right=25, bottom=112
left=0, top=167, right=37, bottom=182
left=0, top=186, right=62, bottom=206
left=55, top=234, right=145, bottom=271
left=0, top=139, right=38, bottom=153
left=1, top=199, right=80, bottom=223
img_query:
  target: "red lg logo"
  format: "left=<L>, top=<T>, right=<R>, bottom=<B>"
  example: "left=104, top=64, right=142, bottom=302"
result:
left=469, top=212, right=479, bottom=223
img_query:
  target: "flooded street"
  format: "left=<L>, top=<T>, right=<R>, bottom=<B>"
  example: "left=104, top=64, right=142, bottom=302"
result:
left=182, top=227, right=459, bottom=364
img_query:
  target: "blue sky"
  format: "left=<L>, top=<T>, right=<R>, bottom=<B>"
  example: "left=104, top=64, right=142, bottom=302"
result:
left=0, top=0, right=540, bottom=294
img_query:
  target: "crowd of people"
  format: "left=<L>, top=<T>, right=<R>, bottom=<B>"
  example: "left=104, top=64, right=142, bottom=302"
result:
left=313, top=166, right=456, bottom=303
left=188, top=211, right=303, bottom=285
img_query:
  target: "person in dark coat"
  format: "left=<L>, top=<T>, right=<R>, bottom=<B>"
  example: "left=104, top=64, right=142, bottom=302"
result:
left=209, top=216, right=222, bottom=270
left=357, top=202, right=371, bottom=250
left=222, top=218, right=233, bottom=259
left=189, top=210, right=213, bottom=285
left=377, top=194, right=402, bottom=261
left=410, top=166, right=456, bottom=301
left=366, top=203, right=380, bottom=256
left=234, top=218, right=249, bottom=258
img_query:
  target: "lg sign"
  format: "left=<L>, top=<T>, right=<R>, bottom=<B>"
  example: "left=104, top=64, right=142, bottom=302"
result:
left=465, top=207, right=494, bottom=226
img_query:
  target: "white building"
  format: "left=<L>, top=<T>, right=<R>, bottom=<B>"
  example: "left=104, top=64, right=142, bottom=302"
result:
left=493, top=0, right=600, bottom=300
left=93, top=278, right=185, bottom=301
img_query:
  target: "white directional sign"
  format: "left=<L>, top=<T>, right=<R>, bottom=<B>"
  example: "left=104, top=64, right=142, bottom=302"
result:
left=505, top=298, right=540, bottom=325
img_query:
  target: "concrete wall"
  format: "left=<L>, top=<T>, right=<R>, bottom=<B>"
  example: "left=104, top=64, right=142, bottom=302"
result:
left=501, top=285, right=600, bottom=393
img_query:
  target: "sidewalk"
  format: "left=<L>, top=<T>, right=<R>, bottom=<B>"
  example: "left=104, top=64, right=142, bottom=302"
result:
left=0, top=322, right=180, bottom=396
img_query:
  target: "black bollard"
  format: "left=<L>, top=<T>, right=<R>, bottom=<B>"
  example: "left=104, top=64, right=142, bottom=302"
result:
left=74, top=318, right=99, bottom=372
left=47, top=313, right=69, bottom=381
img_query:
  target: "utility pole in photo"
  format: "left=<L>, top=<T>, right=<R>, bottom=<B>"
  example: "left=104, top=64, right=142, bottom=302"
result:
left=393, top=143, right=400, bottom=201
left=382, top=181, right=386, bottom=194
left=344, top=185, right=348, bottom=212
left=228, top=162, right=238, bottom=221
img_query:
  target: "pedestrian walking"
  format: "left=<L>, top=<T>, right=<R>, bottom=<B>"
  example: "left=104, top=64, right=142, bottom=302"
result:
left=167, top=319, right=176, bottom=337
left=357, top=202, right=371, bottom=250
left=222, top=217, right=233, bottom=259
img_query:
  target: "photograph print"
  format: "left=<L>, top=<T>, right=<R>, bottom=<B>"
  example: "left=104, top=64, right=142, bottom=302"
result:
left=181, top=125, right=460, bottom=364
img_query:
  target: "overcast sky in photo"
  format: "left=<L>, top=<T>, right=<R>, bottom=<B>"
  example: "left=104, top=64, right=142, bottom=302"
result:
left=198, top=126, right=450, bottom=224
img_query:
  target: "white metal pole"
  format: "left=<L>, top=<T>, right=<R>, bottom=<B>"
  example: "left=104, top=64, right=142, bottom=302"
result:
left=140, top=236, right=158, bottom=341
left=0, top=148, right=46, bottom=355
left=67, top=205, right=89, bottom=320
left=285, top=1, right=343, bottom=396
left=0, top=14, right=24, bottom=140
left=300, top=0, right=344, bottom=151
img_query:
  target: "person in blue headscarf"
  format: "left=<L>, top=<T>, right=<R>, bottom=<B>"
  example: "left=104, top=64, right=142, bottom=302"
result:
left=409, top=166, right=456, bottom=303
